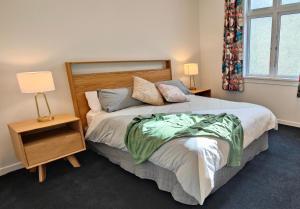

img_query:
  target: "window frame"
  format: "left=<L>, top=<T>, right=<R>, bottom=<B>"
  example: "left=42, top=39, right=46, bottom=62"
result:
left=244, top=0, right=300, bottom=80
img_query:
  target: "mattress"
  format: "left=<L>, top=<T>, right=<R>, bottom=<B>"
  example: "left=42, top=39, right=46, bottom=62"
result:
left=87, top=95, right=277, bottom=149
left=85, top=95, right=277, bottom=204
left=88, top=132, right=269, bottom=205
left=86, top=110, right=102, bottom=127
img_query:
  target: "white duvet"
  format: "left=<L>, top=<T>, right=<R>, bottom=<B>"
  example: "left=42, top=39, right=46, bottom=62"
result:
left=86, top=95, right=277, bottom=205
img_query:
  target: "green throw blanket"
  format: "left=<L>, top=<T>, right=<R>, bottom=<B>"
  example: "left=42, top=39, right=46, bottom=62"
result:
left=125, top=113, right=244, bottom=166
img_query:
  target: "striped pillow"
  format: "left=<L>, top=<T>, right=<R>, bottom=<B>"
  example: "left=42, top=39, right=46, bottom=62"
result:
left=132, top=76, right=164, bottom=106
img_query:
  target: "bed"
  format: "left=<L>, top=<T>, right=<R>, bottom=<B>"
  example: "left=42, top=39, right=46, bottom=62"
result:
left=66, top=60, right=277, bottom=205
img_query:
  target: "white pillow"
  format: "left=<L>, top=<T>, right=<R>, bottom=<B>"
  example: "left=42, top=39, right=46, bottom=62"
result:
left=85, top=91, right=101, bottom=112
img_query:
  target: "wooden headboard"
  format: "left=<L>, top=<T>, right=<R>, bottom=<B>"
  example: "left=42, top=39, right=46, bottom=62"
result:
left=65, top=60, right=172, bottom=131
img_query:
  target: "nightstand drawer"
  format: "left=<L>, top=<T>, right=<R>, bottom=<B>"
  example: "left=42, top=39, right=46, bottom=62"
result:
left=23, top=129, right=83, bottom=166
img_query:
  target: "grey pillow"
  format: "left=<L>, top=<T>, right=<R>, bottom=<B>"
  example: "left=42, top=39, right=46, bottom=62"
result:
left=98, top=87, right=144, bottom=112
left=156, top=80, right=191, bottom=95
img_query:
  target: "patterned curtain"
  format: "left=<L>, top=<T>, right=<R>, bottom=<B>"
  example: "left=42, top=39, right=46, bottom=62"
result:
left=222, top=0, right=244, bottom=91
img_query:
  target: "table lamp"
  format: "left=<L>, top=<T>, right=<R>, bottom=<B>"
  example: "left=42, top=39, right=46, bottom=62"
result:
left=184, top=63, right=199, bottom=90
left=17, top=71, right=55, bottom=122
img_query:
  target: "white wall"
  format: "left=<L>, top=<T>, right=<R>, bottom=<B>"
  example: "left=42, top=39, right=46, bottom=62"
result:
left=0, top=0, right=200, bottom=175
left=198, top=0, right=300, bottom=127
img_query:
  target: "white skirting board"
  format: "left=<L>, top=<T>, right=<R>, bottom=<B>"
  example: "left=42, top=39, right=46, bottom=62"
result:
left=0, top=162, right=23, bottom=176
left=0, top=119, right=299, bottom=176
left=277, top=119, right=300, bottom=128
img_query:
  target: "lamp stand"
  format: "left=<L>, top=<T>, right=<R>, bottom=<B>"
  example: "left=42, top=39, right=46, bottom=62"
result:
left=189, top=75, right=196, bottom=90
left=34, top=93, right=54, bottom=122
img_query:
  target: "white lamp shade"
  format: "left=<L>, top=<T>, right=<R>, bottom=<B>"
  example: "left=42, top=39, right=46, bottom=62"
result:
left=17, top=71, right=55, bottom=93
left=184, top=63, right=199, bottom=76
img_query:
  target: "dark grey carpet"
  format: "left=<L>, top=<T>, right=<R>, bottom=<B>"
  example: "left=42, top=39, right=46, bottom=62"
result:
left=1, top=125, right=300, bottom=209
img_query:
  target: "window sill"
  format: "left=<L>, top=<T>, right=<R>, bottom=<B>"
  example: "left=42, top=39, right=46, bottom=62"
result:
left=244, top=76, right=298, bottom=87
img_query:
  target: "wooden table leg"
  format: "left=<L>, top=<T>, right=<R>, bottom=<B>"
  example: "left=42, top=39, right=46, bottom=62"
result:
left=67, top=155, right=80, bottom=168
left=38, top=165, right=46, bottom=183
left=29, top=167, right=37, bottom=173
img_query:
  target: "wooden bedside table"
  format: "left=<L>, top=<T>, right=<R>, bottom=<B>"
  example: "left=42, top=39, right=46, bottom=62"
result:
left=8, top=114, right=86, bottom=183
left=190, top=89, right=211, bottom=97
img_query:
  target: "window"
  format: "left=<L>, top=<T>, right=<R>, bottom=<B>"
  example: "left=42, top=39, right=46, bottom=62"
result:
left=245, top=0, right=300, bottom=79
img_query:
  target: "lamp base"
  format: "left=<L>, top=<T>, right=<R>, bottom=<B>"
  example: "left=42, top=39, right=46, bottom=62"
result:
left=189, top=87, right=197, bottom=90
left=35, top=92, right=54, bottom=122
left=37, top=115, right=54, bottom=122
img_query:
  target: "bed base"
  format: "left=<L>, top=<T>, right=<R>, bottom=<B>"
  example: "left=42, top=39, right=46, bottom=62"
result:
left=88, top=132, right=268, bottom=205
